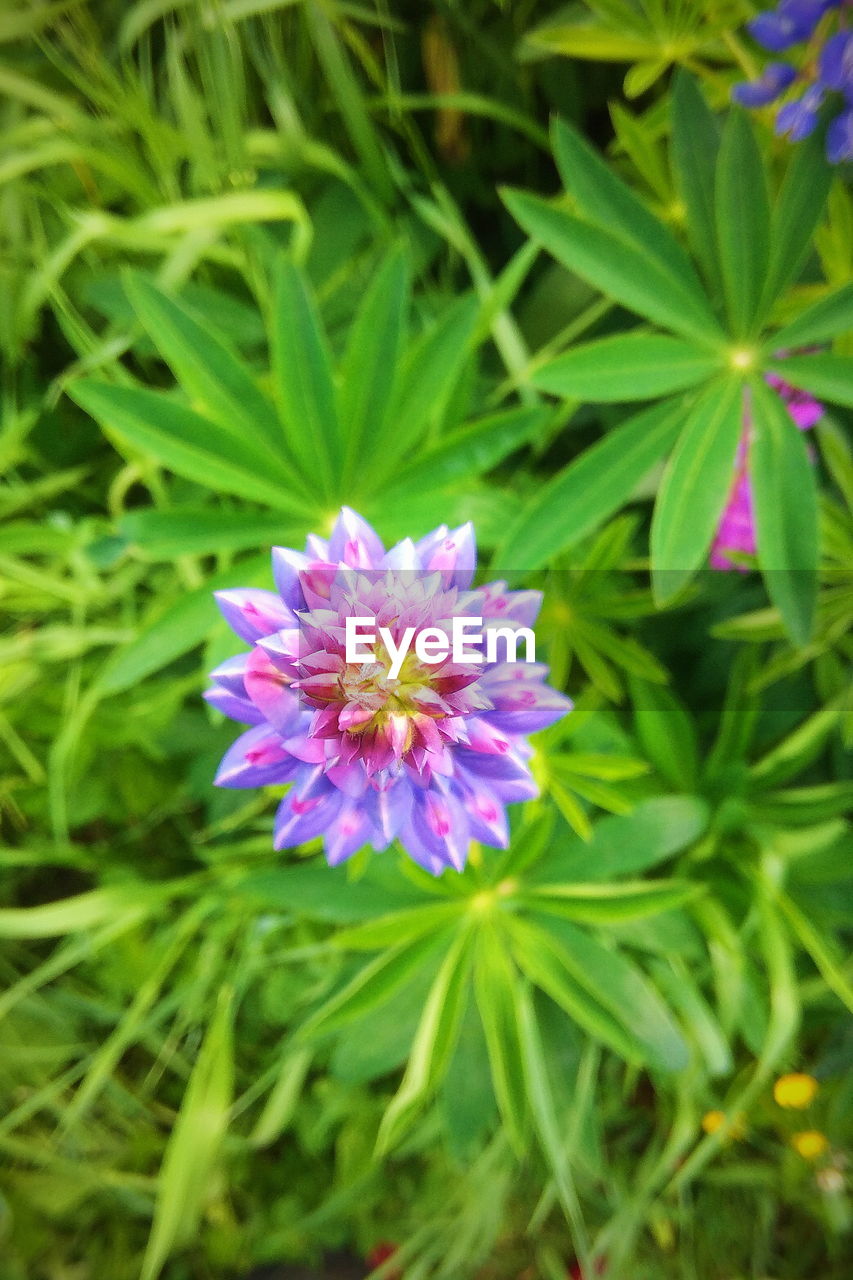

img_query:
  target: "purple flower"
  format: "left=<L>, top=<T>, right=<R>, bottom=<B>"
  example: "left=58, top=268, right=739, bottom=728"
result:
left=735, top=1, right=853, bottom=162
left=733, top=61, right=798, bottom=106
left=711, top=371, right=823, bottom=571
left=819, top=29, right=853, bottom=92
left=749, top=0, right=834, bottom=52
left=776, top=84, right=826, bottom=139
left=207, top=508, right=572, bottom=874
left=826, top=102, right=853, bottom=157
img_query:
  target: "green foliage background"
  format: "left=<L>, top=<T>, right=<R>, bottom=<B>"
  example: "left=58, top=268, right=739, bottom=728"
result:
left=1, top=2, right=852, bottom=1278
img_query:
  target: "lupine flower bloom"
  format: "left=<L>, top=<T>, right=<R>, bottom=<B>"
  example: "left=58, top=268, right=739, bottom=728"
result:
left=711, top=372, right=823, bottom=571
left=733, top=1, right=853, bottom=162
left=206, top=508, right=571, bottom=874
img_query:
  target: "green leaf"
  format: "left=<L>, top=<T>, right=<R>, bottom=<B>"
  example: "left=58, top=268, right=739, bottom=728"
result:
left=124, top=273, right=293, bottom=467
left=777, top=891, right=853, bottom=1016
left=526, top=24, right=656, bottom=61
left=552, top=117, right=710, bottom=308
left=69, top=382, right=307, bottom=513
left=750, top=376, right=819, bottom=645
left=753, top=782, right=853, bottom=825
left=502, top=189, right=724, bottom=347
left=94, top=554, right=268, bottom=695
left=383, top=405, right=548, bottom=495
left=341, top=245, right=409, bottom=486
left=671, top=72, right=721, bottom=288
left=768, top=284, right=853, bottom=351
left=332, top=902, right=464, bottom=951
left=766, top=353, right=853, bottom=409
left=441, top=999, right=497, bottom=1155
left=272, top=260, right=342, bottom=500
left=376, top=928, right=473, bottom=1153
left=630, top=678, right=699, bottom=790
left=239, top=863, right=422, bottom=924
left=650, top=378, right=744, bottom=602
left=762, top=127, right=832, bottom=309
left=650, top=959, right=733, bottom=1077
left=537, top=917, right=690, bottom=1070
left=530, top=796, right=709, bottom=884
left=532, top=332, right=721, bottom=401
left=300, top=931, right=451, bottom=1040
left=141, top=987, right=234, bottom=1280
left=0, top=885, right=155, bottom=938
left=492, top=395, right=685, bottom=569
left=473, top=923, right=529, bottom=1151
left=368, top=295, right=479, bottom=488
left=508, top=917, right=646, bottom=1065
left=512, top=983, right=588, bottom=1247
left=331, top=962, right=435, bottom=1084
left=715, top=110, right=770, bottom=336
left=120, top=508, right=307, bottom=559
left=526, top=879, right=702, bottom=924
left=251, top=1047, right=313, bottom=1148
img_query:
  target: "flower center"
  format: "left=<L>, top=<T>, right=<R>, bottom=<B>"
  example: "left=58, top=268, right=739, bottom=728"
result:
left=338, top=640, right=442, bottom=737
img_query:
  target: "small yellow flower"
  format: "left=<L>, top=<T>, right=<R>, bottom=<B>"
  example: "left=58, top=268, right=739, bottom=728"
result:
left=791, top=1130, right=829, bottom=1161
left=702, top=1110, right=725, bottom=1135
left=774, top=1073, right=819, bottom=1109
left=701, top=1110, right=746, bottom=1140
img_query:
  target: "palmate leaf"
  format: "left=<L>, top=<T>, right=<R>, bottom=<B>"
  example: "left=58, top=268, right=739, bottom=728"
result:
left=551, top=117, right=710, bottom=306
left=94, top=553, right=269, bottom=694
left=762, top=126, right=832, bottom=310
left=378, top=405, right=549, bottom=498
left=538, top=917, right=689, bottom=1070
left=340, top=244, right=409, bottom=489
left=272, top=261, right=343, bottom=502
left=629, top=678, right=699, bottom=791
left=120, top=508, right=305, bottom=559
left=503, top=189, right=723, bottom=347
left=715, top=110, right=770, bottom=338
left=492, top=395, right=686, bottom=569
left=532, top=332, right=722, bottom=401
left=650, top=378, right=745, bottom=602
left=123, top=273, right=292, bottom=466
left=750, top=376, right=819, bottom=645
left=769, top=284, right=853, bottom=350
left=68, top=382, right=311, bottom=514
left=671, top=71, right=721, bottom=290
left=524, top=879, right=702, bottom=924
left=473, top=923, right=529, bottom=1151
left=368, top=295, right=479, bottom=488
left=767, top=352, right=853, bottom=409
left=376, top=928, right=474, bottom=1153
left=650, top=958, right=733, bottom=1077
left=299, top=930, right=453, bottom=1041
left=528, top=795, right=709, bottom=884
left=512, top=982, right=589, bottom=1248
left=509, top=915, right=688, bottom=1070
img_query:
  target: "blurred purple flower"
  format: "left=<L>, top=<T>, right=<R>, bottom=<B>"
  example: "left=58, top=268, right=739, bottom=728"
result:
left=207, top=509, right=571, bottom=874
left=818, top=28, right=853, bottom=90
left=827, top=102, right=853, bottom=157
left=733, top=62, right=798, bottom=106
left=776, top=84, right=826, bottom=138
left=749, top=0, right=833, bottom=52
left=711, top=372, right=823, bottom=571
left=734, top=0, right=853, bottom=162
